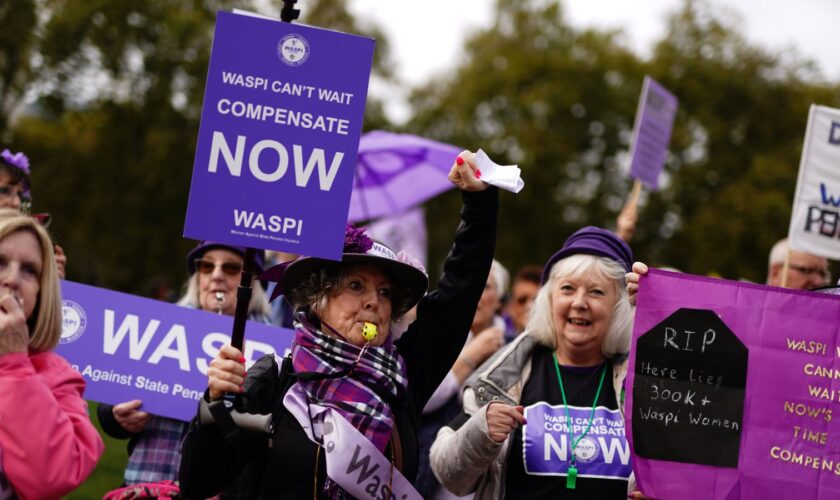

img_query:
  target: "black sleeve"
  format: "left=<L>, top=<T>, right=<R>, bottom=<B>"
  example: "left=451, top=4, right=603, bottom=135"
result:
left=397, top=187, right=498, bottom=413
left=445, top=411, right=471, bottom=432
left=96, top=403, right=136, bottom=440
left=178, top=411, right=246, bottom=498
left=179, top=355, right=280, bottom=499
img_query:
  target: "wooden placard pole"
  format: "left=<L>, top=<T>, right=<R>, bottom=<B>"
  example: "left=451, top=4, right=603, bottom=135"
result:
left=780, top=247, right=791, bottom=289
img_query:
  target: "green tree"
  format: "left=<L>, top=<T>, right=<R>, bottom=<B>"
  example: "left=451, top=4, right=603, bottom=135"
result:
left=0, top=0, right=40, bottom=136
left=7, top=0, right=258, bottom=293
left=409, top=0, right=840, bottom=283
left=300, top=0, right=395, bottom=131
left=409, top=0, right=645, bottom=277
left=638, top=0, right=840, bottom=281
left=8, top=0, right=394, bottom=294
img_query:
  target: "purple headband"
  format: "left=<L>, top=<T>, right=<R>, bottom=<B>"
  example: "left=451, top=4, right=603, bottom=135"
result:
left=0, top=150, right=30, bottom=176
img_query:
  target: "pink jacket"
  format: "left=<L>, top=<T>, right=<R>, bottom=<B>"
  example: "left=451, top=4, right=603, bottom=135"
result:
left=0, top=351, right=104, bottom=499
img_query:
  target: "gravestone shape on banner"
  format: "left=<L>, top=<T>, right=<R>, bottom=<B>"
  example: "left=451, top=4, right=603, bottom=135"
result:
left=632, top=308, right=748, bottom=467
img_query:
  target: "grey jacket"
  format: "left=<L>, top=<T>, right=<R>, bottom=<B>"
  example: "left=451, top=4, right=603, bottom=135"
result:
left=429, top=333, right=629, bottom=500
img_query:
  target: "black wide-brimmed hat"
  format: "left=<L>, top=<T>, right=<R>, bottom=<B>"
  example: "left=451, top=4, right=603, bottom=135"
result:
left=261, top=225, right=428, bottom=310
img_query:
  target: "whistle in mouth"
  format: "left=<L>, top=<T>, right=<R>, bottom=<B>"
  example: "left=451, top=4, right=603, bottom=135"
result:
left=362, top=322, right=378, bottom=341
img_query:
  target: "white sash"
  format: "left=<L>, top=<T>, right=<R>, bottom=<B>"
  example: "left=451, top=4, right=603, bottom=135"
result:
left=284, top=384, right=422, bottom=500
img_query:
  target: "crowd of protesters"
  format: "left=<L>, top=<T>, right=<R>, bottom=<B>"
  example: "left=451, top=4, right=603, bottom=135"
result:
left=0, top=129, right=836, bottom=500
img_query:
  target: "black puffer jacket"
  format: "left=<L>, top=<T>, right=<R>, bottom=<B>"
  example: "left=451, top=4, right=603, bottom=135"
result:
left=179, top=188, right=498, bottom=499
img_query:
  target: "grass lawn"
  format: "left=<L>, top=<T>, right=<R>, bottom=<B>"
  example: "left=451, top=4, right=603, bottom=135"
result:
left=66, top=401, right=128, bottom=499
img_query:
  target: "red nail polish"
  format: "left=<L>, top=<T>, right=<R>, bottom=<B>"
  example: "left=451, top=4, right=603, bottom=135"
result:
left=456, top=157, right=464, bottom=166
left=239, top=356, right=246, bottom=363
left=476, top=169, right=482, bottom=177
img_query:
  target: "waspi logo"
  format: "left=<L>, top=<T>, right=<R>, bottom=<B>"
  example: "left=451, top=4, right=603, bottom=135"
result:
left=61, top=300, right=87, bottom=344
left=278, top=34, right=310, bottom=66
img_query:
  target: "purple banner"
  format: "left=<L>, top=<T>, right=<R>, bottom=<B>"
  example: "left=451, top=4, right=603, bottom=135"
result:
left=56, top=280, right=294, bottom=422
left=628, top=76, right=678, bottom=189
left=523, top=402, right=631, bottom=480
left=627, top=269, right=840, bottom=499
left=184, top=11, right=374, bottom=260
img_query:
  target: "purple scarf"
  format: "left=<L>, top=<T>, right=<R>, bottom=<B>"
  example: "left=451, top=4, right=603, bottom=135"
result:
left=290, top=317, right=408, bottom=452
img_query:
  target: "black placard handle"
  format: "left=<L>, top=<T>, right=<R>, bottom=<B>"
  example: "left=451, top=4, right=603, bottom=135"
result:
left=229, top=248, right=255, bottom=350
left=281, top=0, right=300, bottom=22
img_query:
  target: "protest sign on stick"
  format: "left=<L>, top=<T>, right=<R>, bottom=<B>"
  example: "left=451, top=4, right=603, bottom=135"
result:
left=56, top=281, right=294, bottom=421
left=620, top=76, right=678, bottom=239
left=627, top=76, right=678, bottom=190
left=184, top=10, right=374, bottom=351
left=184, top=10, right=374, bottom=260
left=627, top=269, right=840, bottom=499
left=787, top=105, right=840, bottom=260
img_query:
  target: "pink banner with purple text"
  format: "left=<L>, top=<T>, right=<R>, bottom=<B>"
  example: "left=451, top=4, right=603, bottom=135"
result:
left=627, top=269, right=840, bottom=499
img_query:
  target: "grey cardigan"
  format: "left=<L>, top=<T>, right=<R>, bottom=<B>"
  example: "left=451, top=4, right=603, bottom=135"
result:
left=429, top=333, right=629, bottom=500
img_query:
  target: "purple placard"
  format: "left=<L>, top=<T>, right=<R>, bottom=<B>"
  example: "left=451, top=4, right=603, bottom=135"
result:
left=184, top=11, right=375, bottom=260
left=522, top=403, right=631, bottom=480
left=627, top=269, right=840, bottom=499
left=627, top=76, right=678, bottom=189
left=55, top=280, right=294, bottom=422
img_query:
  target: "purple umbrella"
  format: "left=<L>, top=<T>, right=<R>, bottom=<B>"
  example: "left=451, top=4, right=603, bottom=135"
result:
left=347, top=130, right=462, bottom=222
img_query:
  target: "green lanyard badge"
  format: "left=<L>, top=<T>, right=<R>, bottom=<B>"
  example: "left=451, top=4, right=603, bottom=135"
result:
left=552, top=354, right=607, bottom=490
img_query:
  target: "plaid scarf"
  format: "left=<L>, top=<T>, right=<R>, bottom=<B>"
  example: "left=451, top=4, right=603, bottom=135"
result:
left=124, top=416, right=189, bottom=485
left=291, top=316, right=408, bottom=453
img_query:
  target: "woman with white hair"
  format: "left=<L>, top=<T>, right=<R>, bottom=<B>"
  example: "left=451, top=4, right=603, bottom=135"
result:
left=98, top=242, right=270, bottom=492
left=430, top=227, right=638, bottom=499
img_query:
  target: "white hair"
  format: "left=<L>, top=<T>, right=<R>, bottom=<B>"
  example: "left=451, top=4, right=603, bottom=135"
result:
left=768, top=238, right=789, bottom=268
left=490, top=259, right=510, bottom=297
left=525, top=254, right=632, bottom=358
left=177, top=273, right=271, bottom=318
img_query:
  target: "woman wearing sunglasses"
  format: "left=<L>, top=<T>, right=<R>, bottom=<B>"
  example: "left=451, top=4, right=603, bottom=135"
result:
left=98, top=242, right=271, bottom=494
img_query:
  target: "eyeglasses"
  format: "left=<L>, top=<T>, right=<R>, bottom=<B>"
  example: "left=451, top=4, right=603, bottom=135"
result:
left=194, top=259, right=243, bottom=276
left=789, top=264, right=831, bottom=283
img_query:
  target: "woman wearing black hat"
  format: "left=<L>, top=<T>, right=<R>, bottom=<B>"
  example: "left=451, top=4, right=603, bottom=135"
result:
left=430, top=226, right=638, bottom=499
left=178, top=153, right=497, bottom=499
left=98, top=242, right=270, bottom=494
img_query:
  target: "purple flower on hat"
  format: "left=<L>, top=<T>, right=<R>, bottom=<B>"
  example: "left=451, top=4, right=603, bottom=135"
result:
left=0, top=149, right=30, bottom=175
left=343, top=223, right=373, bottom=254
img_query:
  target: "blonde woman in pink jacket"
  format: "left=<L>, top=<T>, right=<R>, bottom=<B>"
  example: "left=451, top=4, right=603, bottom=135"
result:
left=0, top=209, right=103, bottom=498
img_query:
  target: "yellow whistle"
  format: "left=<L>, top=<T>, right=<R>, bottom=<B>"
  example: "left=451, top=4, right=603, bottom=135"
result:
left=362, top=322, right=378, bottom=341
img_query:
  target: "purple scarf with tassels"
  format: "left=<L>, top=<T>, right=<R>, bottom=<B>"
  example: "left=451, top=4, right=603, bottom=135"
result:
left=290, top=316, right=408, bottom=453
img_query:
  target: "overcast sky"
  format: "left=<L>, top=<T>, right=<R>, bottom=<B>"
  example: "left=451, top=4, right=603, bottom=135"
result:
left=348, top=0, right=840, bottom=123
